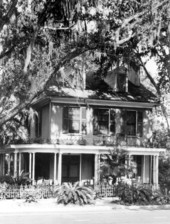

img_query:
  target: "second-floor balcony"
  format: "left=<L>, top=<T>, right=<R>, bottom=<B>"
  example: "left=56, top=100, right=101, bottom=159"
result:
left=14, top=134, right=165, bottom=148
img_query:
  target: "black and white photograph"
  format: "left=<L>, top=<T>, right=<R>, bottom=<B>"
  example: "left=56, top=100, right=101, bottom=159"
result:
left=0, top=0, right=170, bottom=223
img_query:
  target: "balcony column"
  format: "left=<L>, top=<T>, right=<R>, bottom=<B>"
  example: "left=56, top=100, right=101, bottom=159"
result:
left=29, top=153, right=32, bottom=179
left=53, top=153, right=57, bottom=183
left=14, top=152, right=17, bottom=177
left=32, top=153, right=35, bottom=184
left=58, top=152, right=62, bottom=185
left=18, top=153, right=22, bottom=175
left=94, top=154, right=100, bottom=185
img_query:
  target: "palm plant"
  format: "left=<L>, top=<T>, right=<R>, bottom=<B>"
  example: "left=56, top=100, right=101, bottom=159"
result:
left=13, top=170, right=31, bottom=186
left=55, top=182, right=95, bottom=205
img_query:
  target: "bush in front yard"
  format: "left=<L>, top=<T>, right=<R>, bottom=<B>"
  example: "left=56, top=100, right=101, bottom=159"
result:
left=55, top=182, right=95, bottom=205
left=0, top=175, right=14, bottom=185
left=115, top=182, right=170, bottom=205
left=0, top=171, right=31, bottom=186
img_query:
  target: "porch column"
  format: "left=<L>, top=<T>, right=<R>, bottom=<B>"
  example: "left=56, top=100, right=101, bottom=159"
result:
left=29, top=153, right=32, bottom=179
left=14, top=152, right=17, bottom=177
left=94, top=154, right=100, bottom=185
left=53, top=153, right=57, bottom=183
left=1, top=154, right=5, bottom=175
left=3, top=154, right=5, bottom=175
left=150, top=155, right=153, bottom=184
left=7, top=154, right=11, bottom=175
left=18, top=153, right=22, bottom=175
left=58, top=152, right=62, bottom=185
left=79, top=154, right=82, bottom=183
left=32, top=153, right=35, bottom=183
left=153, top=155, right=159, bottom=189
left=142, top=155, right=146, bottom=183
left=155, top=155, right=159, bottom=188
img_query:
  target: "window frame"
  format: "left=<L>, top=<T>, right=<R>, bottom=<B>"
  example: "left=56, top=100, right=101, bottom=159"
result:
left=125, top=110, right=143, bottom=137
left=63, top=106, right=87, bottom=134
left=93, top=108, right=116, bottom=136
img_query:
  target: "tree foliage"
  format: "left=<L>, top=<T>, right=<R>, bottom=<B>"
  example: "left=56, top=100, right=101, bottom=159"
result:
left=100, top=148, right=133, bottom=184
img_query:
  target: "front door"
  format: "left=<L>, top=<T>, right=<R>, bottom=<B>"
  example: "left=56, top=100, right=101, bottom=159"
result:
left=62, top=155, right=80, bottom=183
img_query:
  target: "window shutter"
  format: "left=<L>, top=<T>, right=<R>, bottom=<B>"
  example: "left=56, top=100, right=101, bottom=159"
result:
left=63, top=107, right=69, bottom=133
left=110, top=109, right=116, bottom=135
left=137, top=111, right=143, bottom=137
left=81, top=107, right=87, bottom=134
left=120, top=110, right=127, bottom=135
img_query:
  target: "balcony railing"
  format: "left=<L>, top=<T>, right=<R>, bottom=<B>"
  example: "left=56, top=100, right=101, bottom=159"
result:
left=13, top=134, right=164, bottom=148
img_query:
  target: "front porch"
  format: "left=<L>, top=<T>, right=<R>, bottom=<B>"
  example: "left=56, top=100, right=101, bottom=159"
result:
left=0, top=144, right=166, bottom=189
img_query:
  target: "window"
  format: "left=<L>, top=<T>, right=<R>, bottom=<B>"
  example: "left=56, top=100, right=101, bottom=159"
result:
left=35, top=111, right=41, bottom=138
left=117, top=73, right=127, bottom=92
left=63, top=107, right=86, bottom=134
left=126, top=111, right=136, bottom=136
left=93, top=109, right=116, bottom=135
left=125, top=111, right=143, bottom=136
left=137, top=111, right=143, bottom=137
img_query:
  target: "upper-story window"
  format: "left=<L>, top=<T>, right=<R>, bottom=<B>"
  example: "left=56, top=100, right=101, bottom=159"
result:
left=63, top=107, right=86, bottom=134
left=125, top=111, right=143, bottom=136
left=93, top=109, right=116, bottom=135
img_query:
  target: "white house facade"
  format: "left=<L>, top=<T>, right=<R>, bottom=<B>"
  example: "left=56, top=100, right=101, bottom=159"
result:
left=0, top=67, right=166, bottom=188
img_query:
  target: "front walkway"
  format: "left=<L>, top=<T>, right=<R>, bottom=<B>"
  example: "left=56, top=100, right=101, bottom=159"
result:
left=0, top=198, right=170, bottom=213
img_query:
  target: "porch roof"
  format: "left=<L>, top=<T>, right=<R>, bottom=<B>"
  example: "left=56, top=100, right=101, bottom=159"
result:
left=1, top=144, right=166, bottom=156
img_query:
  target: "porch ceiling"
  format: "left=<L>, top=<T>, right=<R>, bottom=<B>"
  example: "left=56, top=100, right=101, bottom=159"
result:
left=2, top=144, right=166, bottom=156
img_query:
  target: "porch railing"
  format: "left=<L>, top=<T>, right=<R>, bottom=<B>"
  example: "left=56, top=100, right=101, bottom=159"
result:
left=13, top=134, right=162, bottom=148
left=0, top=183, right=165, bottom=200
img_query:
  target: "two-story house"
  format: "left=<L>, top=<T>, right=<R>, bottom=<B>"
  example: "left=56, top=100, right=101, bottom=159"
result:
left=0, top=66, right=166, bottom=188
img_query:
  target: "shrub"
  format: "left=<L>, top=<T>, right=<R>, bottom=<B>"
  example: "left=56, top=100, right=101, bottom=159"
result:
left=115, top=182, right=170, bottom=205
left=13, top=170, right=31, bottom=185
left=115, top=182, right=152, bottom=205
left=159, top=154, right=170, bottom=193
left=25, top=193, right=37, bottom=203
left=0, top=175, right=14, bottom=185
left=0, top=171, right=31, bottom=186
left=55, top=182, right=95, bottom=205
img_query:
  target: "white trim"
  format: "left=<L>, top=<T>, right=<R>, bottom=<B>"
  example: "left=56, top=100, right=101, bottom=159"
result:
left=54, top=153, right=57, bottom=182
left=14, top=152, right=17, bottom=177
left=6, top=144, right=166, bottom=155
left=58, top=153, right=62, bottom=185
left=50, top=97, right=157, bottom=109
left=32, top=153, right=35, bottom=182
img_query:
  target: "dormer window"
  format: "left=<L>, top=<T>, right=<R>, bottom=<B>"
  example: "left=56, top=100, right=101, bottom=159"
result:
left=104, top=67, right=128, bottom=93
left=117, top=72, right=127, bottom=92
